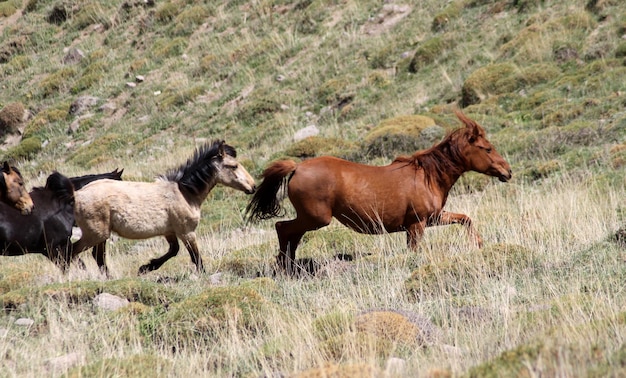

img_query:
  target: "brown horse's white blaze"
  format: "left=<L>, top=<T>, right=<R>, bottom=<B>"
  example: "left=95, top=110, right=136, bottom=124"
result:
left=0, top=161, right=34, bottom=215
left=71, top=140, right=256, bottom=276
left=246, top=110, right=512, bottom=273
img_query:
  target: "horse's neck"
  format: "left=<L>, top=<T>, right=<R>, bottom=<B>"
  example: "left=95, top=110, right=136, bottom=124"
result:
left=180, top=179, right=217, bottom=209
left=420, top=141, right=467, bottom=192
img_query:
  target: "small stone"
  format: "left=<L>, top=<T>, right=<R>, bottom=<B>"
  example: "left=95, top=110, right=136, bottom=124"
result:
left=293, top=125, right=319, bottom=142
left=14, top=318, right=34, bottom=326
left=93, top=293, right=129, bottom=311
left=45, top=352, right=83, bottom=373
left=384, top=357, right=406, bottom=376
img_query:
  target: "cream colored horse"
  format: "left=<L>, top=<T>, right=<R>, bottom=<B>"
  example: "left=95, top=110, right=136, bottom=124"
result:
left=70, top=140, right=256, bottom=276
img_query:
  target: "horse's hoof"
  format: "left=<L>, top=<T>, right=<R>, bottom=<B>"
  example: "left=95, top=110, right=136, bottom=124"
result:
left=138, top=265, right=151, bottom=275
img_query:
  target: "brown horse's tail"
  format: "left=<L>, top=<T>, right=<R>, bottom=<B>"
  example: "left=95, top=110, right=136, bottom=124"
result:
left=246, top=160, right=297, bottom=222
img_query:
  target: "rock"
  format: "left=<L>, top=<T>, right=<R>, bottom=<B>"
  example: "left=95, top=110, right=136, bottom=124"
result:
left=45, top=352, right=83, bottom=373
left=93, top=293, right=129, bottom=311
left=62, top=48, right=85, bottom=65
left=209, top=272, right=222, bottom=285
left=14, top=318, right=34, bottom=326
left=69, top=96, right=100, bottom=116
left=293, top=125, right=319, bottom=142
left=384, top=357, right=406, bottom=376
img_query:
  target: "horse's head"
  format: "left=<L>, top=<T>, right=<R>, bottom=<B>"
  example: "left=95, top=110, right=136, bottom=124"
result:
left=0, top=161, right=34, bottom=214
left=455, top=111, right=512, bottom=182
left=214, top=142, right=256, bottom=194
left=45, top=172, right=75, bottom=205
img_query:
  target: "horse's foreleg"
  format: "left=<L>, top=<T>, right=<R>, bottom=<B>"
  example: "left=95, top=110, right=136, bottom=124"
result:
left=407, top=221, right=426, bottom=250
left=181, top=232, right=205, bottom=273
left=138, top=234, right=181, bottom=274
left=432, top=211, right=483, bottom=248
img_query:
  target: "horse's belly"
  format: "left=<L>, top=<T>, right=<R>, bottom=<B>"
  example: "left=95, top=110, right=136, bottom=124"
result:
left=335, top=210, right=404, bottom=235
left=111, top=211, right=184, bottom=239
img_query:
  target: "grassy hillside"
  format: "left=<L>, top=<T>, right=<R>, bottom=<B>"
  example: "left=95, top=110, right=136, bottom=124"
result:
left=1, top=0, right=626, bottom=376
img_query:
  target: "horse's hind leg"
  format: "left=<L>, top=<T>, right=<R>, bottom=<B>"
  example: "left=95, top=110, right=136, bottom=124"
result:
left=138, top=234, right=181, bottom=274
left=91, top=242, right=110, bottom=277
left=275, top=215, right=329, bottom=274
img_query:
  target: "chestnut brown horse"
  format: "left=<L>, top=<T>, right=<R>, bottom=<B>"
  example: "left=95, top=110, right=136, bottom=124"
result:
left=246, top=110, right=512, bottom=273
left=0, top=161, right=33, bottom=214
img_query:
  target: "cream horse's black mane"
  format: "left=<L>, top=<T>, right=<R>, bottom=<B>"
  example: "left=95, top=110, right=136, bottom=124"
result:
left=161, top=140, right=237, bottom=195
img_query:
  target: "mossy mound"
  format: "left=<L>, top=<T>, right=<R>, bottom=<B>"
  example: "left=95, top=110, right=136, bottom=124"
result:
left=354, top=310, right=425, bottom=347
left=0, top=271, right=36, bottom=295
left=466, top=343, right=543, bottom=378
left=66, top=354, right=172, bottom=378
left=314, top=309, right=431, bottom=361
left=408, top=36, right=455, bottom=73
left=405, top=243, right=538, bottom=298
left=145, top=286, right=270, bottom=348
left=461, top=63, right=519, bottom=107
left=363, top=114, right=442, bottom=158
left=0, top=278, right=177, bottom=310
left=283, top=136, right=357, bottom=160
left=312, top=311, right=355, bottom=342
left=2, top=136, right=42, bottom=161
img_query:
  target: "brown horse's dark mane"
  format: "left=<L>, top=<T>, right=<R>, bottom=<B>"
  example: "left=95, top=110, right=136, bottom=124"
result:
left=393, top=127, right=468, bottom=187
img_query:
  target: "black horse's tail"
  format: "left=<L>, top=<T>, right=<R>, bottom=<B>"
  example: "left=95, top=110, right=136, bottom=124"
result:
left=245, top=160, right=297, bottom=222
left=46, top=172, right=75, bottom=205
left=69, top=168, right=124, bottom=191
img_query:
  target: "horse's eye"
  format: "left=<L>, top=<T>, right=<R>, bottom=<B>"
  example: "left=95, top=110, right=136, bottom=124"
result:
left=486, top=148, right=492, bottom=153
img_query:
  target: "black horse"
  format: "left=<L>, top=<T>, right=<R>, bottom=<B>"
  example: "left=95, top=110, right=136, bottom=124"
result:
left=0, top=169, right=123, bottom=268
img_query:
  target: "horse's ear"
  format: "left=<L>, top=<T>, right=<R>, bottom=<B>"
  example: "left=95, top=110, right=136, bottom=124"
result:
left=0, top=169, right=6, bottom=193
left=455, top=109, right=481, bottom=142
left=218, top=141, right=226, bottom=158
left=2, top=161, right=10, bottom=173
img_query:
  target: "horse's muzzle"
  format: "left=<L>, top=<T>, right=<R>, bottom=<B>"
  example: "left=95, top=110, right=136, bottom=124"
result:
left=498, top=169, right=512, bottom=182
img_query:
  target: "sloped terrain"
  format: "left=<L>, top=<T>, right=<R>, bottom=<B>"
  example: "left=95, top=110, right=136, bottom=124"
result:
left=0, top=0, right=626, bottom=376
